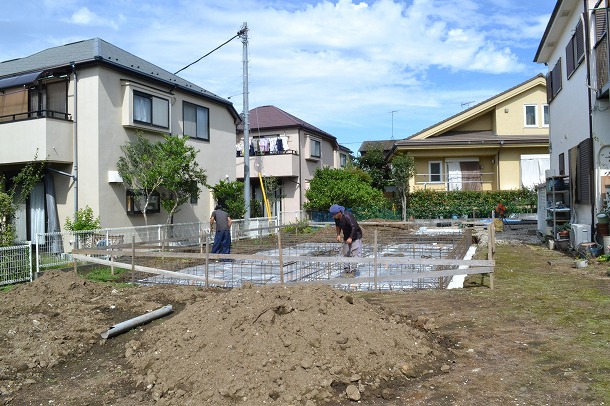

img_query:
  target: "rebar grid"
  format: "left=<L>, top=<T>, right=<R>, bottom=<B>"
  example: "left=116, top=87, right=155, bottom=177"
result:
left=130, top=226, right=471, bottom=291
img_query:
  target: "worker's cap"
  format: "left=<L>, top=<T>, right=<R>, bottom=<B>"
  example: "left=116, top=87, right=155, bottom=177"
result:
left=329, top=204, right=344, bottom=215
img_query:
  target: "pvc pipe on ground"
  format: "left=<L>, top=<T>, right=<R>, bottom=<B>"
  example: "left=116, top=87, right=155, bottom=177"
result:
left=101, top=305, right=173, bottom=339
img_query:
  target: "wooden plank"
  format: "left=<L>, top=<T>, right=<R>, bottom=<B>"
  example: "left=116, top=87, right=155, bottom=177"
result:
left=285, top=268, right=494, bottom=286
left=73, top=249, right=493, bottom=267
left=72, top=254, right=225, bottom=285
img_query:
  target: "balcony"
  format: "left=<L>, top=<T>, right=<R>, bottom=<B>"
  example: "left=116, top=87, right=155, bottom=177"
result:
left=0, top=114, right=73, bottom=164
left=414, top=171, right=496, bottom=191
left=236, top=150, right=299, bottom=178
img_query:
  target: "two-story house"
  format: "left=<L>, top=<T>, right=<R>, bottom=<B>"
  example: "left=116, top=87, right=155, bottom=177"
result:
left=388, top=75, right=550, bottom=192
left=0, top=38, right=240, bottom=241
left=534, top=0, right=607, bottom=243
left=236, top=105, right=351, bottom=217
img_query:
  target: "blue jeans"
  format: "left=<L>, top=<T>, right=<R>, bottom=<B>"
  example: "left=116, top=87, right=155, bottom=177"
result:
left=212, top=230, right=231, bottom=255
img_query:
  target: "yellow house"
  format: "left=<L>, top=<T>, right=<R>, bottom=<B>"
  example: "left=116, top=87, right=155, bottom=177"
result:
left=389, top=74, right=550, bottom=192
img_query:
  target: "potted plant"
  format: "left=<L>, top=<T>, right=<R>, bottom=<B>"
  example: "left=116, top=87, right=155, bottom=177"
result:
left=574, top=254, right=588, bottom=269
left=556, top=223, right=571, bottom=240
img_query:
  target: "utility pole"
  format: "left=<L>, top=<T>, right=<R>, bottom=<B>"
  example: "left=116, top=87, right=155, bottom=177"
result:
left=239, top=23, right=250, bottom=222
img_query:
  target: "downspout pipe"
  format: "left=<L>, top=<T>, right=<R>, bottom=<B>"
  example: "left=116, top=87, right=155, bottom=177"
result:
left=71, top=62, right=78, bottom=219
left=101, top=305, right=173, bottom=339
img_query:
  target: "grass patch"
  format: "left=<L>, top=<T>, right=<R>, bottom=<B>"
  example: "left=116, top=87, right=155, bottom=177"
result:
left=81, top=266, right=131, bottom=284
left=492, top=244, right=610, bottom=403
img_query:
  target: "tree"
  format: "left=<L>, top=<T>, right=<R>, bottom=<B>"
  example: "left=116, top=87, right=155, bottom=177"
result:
left=304, top=167, right=386, bottom=212
left=355, top=144, right=391, bottom=191
left=116, top=132, right=164, bottom=226
left=157, top=135, right=208, bottom=224
left=390, top=153, right=416, bottom=221
left=211, top=180, right=245, bottom=219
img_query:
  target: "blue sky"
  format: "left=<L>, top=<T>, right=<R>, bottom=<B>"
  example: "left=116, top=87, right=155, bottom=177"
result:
left=0, top=0, right=556, bottom=152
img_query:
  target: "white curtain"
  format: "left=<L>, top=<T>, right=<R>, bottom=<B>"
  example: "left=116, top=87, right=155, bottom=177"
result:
left=30, top=182, right=45, bottom=245
left=521, top=154, right=550, bottom=189
left=13, top=186, right=27, bottom=242
left=446, top=162, right=462, bottom=190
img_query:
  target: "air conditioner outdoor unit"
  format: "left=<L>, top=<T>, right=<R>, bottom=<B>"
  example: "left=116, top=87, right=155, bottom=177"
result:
left=571, top=223, right=591, bottom=247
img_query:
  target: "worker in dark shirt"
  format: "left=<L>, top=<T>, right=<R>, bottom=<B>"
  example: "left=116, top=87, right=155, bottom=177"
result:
left=329, top=204, right=362, bottom=275
left=210, top=204, right=232, bottom=257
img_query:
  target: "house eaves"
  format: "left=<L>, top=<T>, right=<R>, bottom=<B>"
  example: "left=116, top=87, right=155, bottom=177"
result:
left=0, top=38, right=241, bottom=123
left=395, top=130, right=549, bottom=149
left=406, top=74, right=547, bottom=141
left=534, top=0, right=582, bottom=63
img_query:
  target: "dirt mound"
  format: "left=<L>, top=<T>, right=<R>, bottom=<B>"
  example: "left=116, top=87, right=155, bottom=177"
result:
left=1, top=270, right=449, bottom=405
left=127, top=284, right=444, bottom=404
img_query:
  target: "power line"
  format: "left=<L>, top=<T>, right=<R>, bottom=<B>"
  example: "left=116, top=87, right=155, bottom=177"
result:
left=174, top=27, right=247, bottom=75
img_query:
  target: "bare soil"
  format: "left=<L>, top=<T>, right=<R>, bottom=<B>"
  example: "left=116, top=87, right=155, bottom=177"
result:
left=1, top=223, right=608, bottom=405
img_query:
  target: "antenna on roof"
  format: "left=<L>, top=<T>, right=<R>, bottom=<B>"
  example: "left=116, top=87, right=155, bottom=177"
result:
left=389, top=110, right=398, bottom=139
left=461, top=101, right=475, bottom=109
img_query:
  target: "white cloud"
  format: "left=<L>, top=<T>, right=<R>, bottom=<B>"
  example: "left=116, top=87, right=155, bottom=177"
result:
left=66, top=6, right=120, bottom=30
left=0, top=0, right=556, bottom=146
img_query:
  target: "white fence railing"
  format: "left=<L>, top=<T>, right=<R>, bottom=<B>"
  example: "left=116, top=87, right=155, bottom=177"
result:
left=0, top=242, right=32, bottom=286
left=33, top=217, right=282, bottom=277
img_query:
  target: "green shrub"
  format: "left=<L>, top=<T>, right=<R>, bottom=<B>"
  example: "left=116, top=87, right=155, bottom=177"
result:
left=65, top=206, right=101, bottom=231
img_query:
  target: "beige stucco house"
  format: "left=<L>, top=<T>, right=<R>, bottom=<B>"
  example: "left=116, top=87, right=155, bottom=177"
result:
left=0, top=38, right=240, bottom=241
left=388, top=75, right=550, bottom=192
left=236, top=105, right=351, bottom=217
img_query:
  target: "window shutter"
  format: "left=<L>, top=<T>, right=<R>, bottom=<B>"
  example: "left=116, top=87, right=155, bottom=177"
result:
left=566, top=37, right=575, bottom=77
left=545, top=72, right=553, bottom=103
left=595, top=7, right=607, bottom=43
left=552, top=58, right=562, bottom=98
left=575, top=19, right=585, bottom=63
left=577, top=138, right=592, bottom=204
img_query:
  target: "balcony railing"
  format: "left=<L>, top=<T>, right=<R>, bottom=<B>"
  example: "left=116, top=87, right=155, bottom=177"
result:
left=414, top=172, right=496, bottom=191
left=0, top=109, right=71, bottom=123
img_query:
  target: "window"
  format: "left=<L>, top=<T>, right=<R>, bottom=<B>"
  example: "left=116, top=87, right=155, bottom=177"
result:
left=126, top=190, right=160, bottom=215
left=429, top=161, right=442, bottom=182
left=543, top=104, right=549, bottom=127
left=340, top=153, right=347, bottom=167
left=566, top=19, right=585, bottom=79
left=133, top=91, right=169, bottom=128
left=310, top=138, right=321, bottom=158
left=524, top=104, right=538, bottom=127
left=183, top=101, right=209, bottom=141
left=27, top=81, right=69, bottom=119
left=546, top=58, right=562, bottom=103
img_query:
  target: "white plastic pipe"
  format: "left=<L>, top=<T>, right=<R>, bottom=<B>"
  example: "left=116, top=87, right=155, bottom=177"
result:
left=101, top=305, right=173, bottom=339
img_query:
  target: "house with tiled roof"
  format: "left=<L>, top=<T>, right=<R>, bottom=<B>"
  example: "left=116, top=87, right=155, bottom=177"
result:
left=236, top=105, right=351, bottom=217
left=0, top=38, right=240, bottom=240
left=358, top=140, right=396, bottom=159
left=388, top=75, right=550, bottom=191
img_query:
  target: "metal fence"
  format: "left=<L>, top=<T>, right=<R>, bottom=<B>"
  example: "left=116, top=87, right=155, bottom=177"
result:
left=0, top=243, right=32, bottom=286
